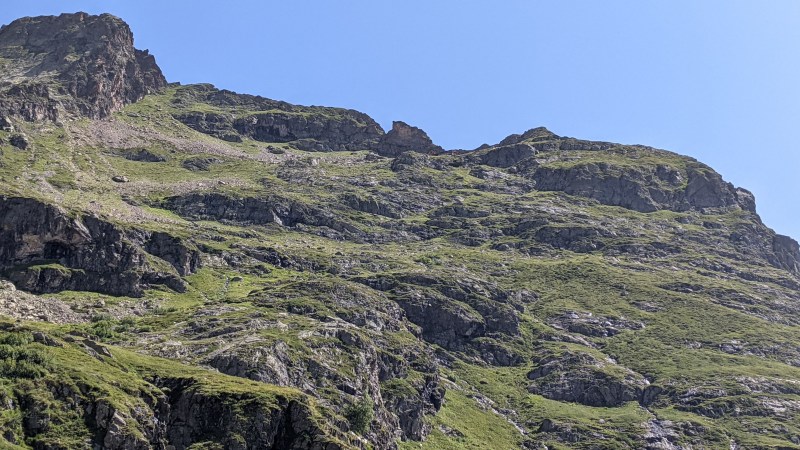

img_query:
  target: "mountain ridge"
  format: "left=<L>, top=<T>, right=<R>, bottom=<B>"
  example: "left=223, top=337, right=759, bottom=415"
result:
left=0, top=12, right=799, bottom=450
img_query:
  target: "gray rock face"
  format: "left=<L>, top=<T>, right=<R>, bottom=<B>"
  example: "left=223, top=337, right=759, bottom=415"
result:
left=341, top=193, right=401, bottom=218
left=196, top=280, right=444, bottom=447
left=532, top=163, right=665, bottom=213
left=376, top=121, right=444, bottom=157
left=164, top=192, right=365, bottom=242
left=526, top=351, right=651, bottom=407
left=534, top=225, right=612, bottom=253
left=530, top=161, right=750, bottom=213
left=395, top=289, right=487, bottom=349
left=173, top=111, right=243, bottom=142
left=19, top=361, right=342, bottom=450
left=772, top=234, right=800, bottom=274
left=0, top=12, right=166, bottom=120
left=234, top=111, right=384, bottom=152
left=683, top=165, right=738, bottom=209
left=359, top=273, right=521, bottom=360
left=157, top=378, right=341, bottom=450
left=497, top=126, right=559, bottom=146
left=475, top=143, right=537, bottom=168
left=0, top=196, right=197, bottom=296
left=172, top=84, right=386, bottom=151
left=548, top=311, right=645, bottom=338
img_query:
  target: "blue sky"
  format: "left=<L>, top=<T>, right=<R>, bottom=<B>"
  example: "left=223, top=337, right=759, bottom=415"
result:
left=3, top=1, right=799, bottom=239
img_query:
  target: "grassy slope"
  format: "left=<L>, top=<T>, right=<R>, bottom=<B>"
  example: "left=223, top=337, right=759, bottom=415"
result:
left=0, top=86, right=799, bottom=448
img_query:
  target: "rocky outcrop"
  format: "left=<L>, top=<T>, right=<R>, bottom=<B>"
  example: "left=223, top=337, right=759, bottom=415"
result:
left=341, top=193, right=401, bottom=218
left=683, top=165, right=739, bottom=209
left=531, top=163, right=667, bottom=213
left=9, top=133, right=29, bottom=150
left=0, top=82, right=61, bottom=122
left=474, top=143, right=537, bottom=168
left=164, top=192, right=365, bottom=241
left=497, top=126, right=560, bottom=146
left=530, top=161, right=752, bottom=213
left=357, top=273, right=521, bottom=358
left=233, top=110, right=384, bottom=152
left=0, top=115, right=13, bottom=132
left=772, top=234, right=800, bottom=274
left=155, top=377, right=343, bottom=450
left=534, top=225, right=613, bottom=253
left=0, top=196, right=197, bottom=296
left=394, top=289, right=487, bottom=349
left=197, top=280, right=444, bottom=447
left=140, top=231, right=200, bottom=276
left=173, top=111, right=242, bottom=142
left=0, top=12, right=166, bottom=120
left=526, top=351, right=651, bottom=407
left=376, top=121, right=444, bottom=157
left=548, top=311, right=645, bottom=338
left=8, top=330, right=346, bottom=450
left=181, top=156, right=222, bottom=171
left=120, top=148, right=166, bottom=162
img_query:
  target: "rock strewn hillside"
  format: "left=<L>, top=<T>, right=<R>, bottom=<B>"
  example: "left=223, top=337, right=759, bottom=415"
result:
left=0, top=12, right=799, bottom=450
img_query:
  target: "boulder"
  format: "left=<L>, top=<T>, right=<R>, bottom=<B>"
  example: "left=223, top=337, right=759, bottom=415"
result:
left=181, top=156, right=221, bottom=171
left=0, top=115, right=13, bottom=132
left=9, top=134, right=29, bottom=150
left=121, top=148, right=166, bottom=162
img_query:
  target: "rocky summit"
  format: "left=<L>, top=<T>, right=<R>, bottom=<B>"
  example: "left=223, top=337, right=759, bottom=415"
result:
left=0, top=11, right=798, bottom=450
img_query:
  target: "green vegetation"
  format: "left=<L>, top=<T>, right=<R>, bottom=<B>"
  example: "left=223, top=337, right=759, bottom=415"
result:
left=345, top=396, right=374, bottom=434
left=1, top=77, right=799, bottom=449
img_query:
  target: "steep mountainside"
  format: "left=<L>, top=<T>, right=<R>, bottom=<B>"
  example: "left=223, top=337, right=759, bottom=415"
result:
left=1, top=12, right=799, bottom=450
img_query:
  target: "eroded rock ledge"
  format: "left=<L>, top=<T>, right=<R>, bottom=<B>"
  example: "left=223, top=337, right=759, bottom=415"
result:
left=0, top=196, right=198, bottom=296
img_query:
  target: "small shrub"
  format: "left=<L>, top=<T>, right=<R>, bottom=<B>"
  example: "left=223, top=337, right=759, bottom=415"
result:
left=345, top=396, right=373, bottom=435
left=89, top=321, right=115, bottom=339
left=153, top=306, right=178, bottom=315
left=0, top=332, right=33, bottom=346
left=91, top=313, right=114, bottom=323
left=0, top=332, right=50, bottom=379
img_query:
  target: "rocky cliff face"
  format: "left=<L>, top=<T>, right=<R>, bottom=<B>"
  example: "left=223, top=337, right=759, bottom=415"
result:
left=0, top=196, right=196, bottom=296
left=0, top=12, right=166, bottom=120
left=1, top=12, right=800, bottom=450
left=0, top=327, right=346, bottom=450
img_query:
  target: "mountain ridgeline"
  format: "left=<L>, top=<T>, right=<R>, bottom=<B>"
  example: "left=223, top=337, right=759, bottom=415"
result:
left=0, top=12, right=799, bottom=450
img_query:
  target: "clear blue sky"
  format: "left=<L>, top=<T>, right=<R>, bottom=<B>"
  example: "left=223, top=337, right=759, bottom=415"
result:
left=3, top=1, right=799, bottom=239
